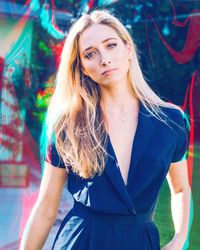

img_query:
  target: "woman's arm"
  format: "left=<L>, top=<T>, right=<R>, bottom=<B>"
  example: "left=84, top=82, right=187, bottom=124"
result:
left=162, top=159, right=191, bottom=250
left=20, top=162, right=68, bottom=250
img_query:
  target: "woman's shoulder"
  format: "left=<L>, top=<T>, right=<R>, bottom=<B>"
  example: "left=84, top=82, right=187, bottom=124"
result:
left=158, top=105, right=190, bottom=162
left=159, top=105, right=189, bottom=132
left=160, top=104, right=183, bottom=116
left=141, top=101, right=187, bottom=129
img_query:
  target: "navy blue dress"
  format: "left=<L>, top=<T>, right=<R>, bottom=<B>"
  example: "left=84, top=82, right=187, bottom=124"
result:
left=45, top=102, right=189, bottom=250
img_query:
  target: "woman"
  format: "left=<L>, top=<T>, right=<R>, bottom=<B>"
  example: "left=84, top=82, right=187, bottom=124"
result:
left=20, top=9, right=191, bottom=250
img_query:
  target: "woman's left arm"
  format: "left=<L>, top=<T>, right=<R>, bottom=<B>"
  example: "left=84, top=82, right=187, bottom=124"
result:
left=162, top=159, right=191, bottom=250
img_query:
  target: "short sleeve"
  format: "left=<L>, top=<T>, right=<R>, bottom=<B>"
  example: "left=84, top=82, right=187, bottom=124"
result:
left=171, top=110, right=189, bottom=163
left=45, top=141, right=66, bottom=169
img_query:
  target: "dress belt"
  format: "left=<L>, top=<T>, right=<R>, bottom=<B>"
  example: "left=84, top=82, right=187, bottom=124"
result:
left=71, top=202, right=154, bottom=224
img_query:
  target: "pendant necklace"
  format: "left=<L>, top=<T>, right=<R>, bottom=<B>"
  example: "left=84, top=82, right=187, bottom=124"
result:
left=104, top=109, right=133, bottom=122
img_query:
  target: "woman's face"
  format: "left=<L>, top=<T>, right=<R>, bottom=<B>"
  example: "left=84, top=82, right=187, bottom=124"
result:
left=78, top=24, right=131, bottom=87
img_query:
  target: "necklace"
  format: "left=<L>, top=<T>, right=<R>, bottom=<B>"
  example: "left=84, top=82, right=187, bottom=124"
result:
left=104, top=109, right=134, bottom=122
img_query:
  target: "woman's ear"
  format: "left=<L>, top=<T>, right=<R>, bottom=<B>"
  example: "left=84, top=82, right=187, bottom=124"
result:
left=126, top=41, right=132, bottom=60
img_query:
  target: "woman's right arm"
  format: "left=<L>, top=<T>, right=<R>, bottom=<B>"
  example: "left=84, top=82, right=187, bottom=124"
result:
left=20, top=162, right=68, bottom=250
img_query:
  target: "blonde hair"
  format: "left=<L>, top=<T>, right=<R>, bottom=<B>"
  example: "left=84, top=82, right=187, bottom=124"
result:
left=45, top=9, right=182, bottom=178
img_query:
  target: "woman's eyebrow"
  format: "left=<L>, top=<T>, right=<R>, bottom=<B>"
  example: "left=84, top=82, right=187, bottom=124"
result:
left=82, top=37, right=117, bottom=55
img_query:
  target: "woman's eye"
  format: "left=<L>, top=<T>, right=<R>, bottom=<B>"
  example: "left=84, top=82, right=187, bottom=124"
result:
left=85, top=51, right=96, bottom=59
left=108, top=43, right=117, bottom=48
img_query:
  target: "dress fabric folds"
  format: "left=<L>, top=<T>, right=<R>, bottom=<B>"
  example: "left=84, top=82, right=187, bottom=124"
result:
left=45, top=101, right=189, bottom=250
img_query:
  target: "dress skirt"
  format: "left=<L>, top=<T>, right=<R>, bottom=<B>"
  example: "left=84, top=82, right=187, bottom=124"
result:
left=52, top=202, right=160, bottom=250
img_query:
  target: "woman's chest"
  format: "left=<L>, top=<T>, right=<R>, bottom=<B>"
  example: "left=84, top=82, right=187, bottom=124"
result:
left=107, top=116, right=138, bottom=185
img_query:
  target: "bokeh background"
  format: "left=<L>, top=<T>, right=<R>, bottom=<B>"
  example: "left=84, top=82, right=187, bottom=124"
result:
left=0, top=0, right=199, bottom=249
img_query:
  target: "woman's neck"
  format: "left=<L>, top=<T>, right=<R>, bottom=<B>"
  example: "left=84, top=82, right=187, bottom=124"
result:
left=100, top=87, right=139, bottom=114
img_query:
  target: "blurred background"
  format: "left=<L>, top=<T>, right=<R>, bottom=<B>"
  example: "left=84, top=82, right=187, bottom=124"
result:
left=0, top=0, right=199, bottom=249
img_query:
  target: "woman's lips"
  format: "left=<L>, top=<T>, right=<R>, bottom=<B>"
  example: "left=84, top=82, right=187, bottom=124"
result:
left=102, top=68, right=118, bottom=76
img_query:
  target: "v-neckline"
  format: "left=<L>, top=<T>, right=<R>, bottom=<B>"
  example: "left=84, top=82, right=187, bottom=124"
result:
left=106, top=100, right=142, bottom=188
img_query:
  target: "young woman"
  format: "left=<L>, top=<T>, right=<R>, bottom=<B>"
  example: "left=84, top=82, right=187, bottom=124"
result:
left=20, top=9, right=191, bottom=250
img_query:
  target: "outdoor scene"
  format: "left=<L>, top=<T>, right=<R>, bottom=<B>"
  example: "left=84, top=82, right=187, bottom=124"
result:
left=0, top=0, right=199, bottom=249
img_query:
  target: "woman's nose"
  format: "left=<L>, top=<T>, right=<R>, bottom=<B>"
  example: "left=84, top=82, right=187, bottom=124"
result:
left=100, top=56, right=111, bottom=66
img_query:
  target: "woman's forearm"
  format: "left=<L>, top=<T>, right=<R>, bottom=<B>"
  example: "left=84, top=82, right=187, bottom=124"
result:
left=170, top=187, right=191, bottom=247
left=20, top=203, right=56, bottom=250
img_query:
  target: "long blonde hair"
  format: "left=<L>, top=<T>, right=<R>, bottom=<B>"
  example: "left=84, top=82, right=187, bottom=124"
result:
left=45, top=9, right=182, bottom=178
